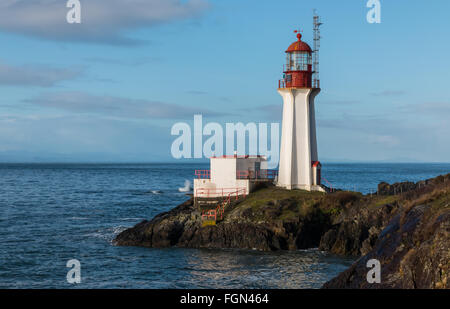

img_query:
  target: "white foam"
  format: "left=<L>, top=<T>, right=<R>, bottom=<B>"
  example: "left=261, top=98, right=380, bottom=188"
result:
left=178, top=180, right=192, bottom=192
left=85, top=226, right=128, bottom=243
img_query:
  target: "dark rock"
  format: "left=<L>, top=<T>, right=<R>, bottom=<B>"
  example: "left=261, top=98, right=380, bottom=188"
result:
left=114, top=198, right=196, bottom=248
left=319, top=202, right=398, bottom=256
left=322, top=204, right=450, bottom=289
left=114, top=187, right=335, bottom=251
left=377, top=181, right=416, bottom=195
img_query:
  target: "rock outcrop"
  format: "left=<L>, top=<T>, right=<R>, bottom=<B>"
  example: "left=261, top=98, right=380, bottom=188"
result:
left=323, top=204, right=449, bottom=288
left=318, top=197, right=399, bottom=256
left=114, top=174, right=450, bottom=289
left=115, top=187, right=337, bottom=251
left=377, top=180, right=428, bottom=195
left=323, top=174, right=449, bottom=288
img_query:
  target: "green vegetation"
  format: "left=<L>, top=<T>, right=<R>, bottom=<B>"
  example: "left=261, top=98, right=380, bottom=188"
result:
left=223, top=174, right=450, bottom=229
left=224, top=185, right=363, bottom=224
left=366, top=195, right=400, bottom=209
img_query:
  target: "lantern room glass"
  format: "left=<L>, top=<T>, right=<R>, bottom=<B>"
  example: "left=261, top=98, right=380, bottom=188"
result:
left=286, top=51, right=311, bottom=71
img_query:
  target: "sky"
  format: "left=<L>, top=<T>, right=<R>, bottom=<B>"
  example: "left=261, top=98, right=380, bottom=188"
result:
left=0, top=0, right=449, bottom=163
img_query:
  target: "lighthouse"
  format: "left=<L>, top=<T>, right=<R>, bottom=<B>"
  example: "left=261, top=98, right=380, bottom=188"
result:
left=277, top=30, right=324, bottom=192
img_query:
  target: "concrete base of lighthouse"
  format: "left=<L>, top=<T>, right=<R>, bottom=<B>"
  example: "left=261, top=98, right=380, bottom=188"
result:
left=277, top=87, right=324, bottom=192
left=281, top=184, right=325, bottom=192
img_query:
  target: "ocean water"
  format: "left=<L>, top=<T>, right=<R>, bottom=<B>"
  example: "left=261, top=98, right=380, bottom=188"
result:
left=0, top=163, right=449, bottom=289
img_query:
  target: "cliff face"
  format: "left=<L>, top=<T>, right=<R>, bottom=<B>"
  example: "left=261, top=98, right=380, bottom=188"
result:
left=318, top=197, right=399, bottom=256
left=323, top=204, right=449, bottom=288
left=323, top=174, right=450, bottom=289
left=114, top=174, right=450, bottom=289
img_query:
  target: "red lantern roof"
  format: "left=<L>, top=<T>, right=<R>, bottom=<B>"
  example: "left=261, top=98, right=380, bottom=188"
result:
left=286, top=33, right=312, bottom=53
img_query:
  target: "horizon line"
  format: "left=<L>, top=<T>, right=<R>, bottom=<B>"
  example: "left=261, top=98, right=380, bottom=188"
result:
left=0, top=161, right=449, bottom=165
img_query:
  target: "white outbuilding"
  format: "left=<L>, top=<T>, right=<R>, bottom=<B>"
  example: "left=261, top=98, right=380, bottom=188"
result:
left=194, top=155, right=277, bottom=198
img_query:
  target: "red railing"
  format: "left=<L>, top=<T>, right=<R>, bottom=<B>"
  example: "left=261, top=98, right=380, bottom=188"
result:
left=202, top=209, right=217, bottom=221
left=195, top=169, right=278, bottom=180
left=201, top=194, right=231, bottom=222
left=210, top=155, right=265, bottom=159
left=195, top=187, right=247, bottom=199
left=236, top=169, right=278, bottom=180
left=195, top=170, right=210, bottom=179
left=278, top=79, right=287, bottom=88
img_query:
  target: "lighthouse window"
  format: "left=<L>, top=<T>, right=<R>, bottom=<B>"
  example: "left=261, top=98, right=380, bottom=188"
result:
left=290, top=52, right=311, bottom=71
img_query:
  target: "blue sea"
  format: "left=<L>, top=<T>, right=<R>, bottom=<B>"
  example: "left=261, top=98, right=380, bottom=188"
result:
left=0, top=163, right=449, bottom=289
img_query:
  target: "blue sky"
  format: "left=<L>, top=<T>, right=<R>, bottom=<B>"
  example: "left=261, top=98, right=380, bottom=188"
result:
left=0, top=0, right=449, bottom=163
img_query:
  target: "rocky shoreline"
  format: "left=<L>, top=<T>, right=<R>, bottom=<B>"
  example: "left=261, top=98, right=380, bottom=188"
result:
left=114, top=174, right=450, bottom=289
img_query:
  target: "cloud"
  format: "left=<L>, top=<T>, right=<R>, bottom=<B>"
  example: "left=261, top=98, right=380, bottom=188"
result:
left=239, top=104, right=282, bottom=120
left=83, top=56, right=161, bottom=66
left=0, top=61, right=82, bottom=87
left=318, top=113, right=398, bottom=133
left=367, top=134, right=400, bottom=147
left=400, top=102, right=450, bottom=117
left=258, top=104, right=282, bottom=115
left=321, top=99, right=360, bottom=105
left=0, top=0, right=210, bottom=45
left=23, top=91, right=228, bottom=119
left=371, top=90, right=405, bottom=97
left=241, top=100, right=361, bottom=121
left=316, top=111, right=450, bottom=162
left=219, top=96, right=232, bottom=102
left=0, top=114, right=174, bottom=161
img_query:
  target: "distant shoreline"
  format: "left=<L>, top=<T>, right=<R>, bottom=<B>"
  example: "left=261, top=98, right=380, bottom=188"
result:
left=1, top=161, right=449, bottom=165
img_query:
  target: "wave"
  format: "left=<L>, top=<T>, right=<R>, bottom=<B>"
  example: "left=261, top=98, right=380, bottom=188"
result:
left=178, top=180, right=192, bottom=192
left=85, top=226, right=128, bottom=243
left=112, top=226, right=127, bottom=235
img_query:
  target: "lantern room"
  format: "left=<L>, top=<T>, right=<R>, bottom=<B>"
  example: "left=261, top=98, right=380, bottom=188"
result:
left=279, top=32, right=313, bottom=88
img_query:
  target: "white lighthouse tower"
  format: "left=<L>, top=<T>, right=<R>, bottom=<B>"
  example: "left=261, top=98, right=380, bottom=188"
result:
left=277, top=30, right=324, bottom=192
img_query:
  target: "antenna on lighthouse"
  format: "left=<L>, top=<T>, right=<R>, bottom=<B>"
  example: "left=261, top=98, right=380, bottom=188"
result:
left=313, top=10, right=323, bottom=88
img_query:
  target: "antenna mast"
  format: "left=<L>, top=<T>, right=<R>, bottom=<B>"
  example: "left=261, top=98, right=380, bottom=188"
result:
left=313, top=10, right=323, bottom=88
